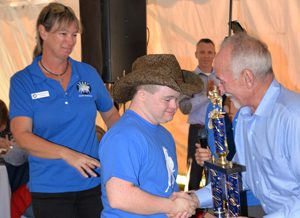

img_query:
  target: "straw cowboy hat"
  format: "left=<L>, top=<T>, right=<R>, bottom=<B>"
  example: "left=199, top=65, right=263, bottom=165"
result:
left=113, top=54, right=204, bottom=103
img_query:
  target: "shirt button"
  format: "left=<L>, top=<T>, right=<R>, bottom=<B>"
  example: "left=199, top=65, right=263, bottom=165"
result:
left=252, top=156, right=255, bottom=160
left=65, top=101, right=68, bottom=105
left=255, top=180, right=259, bottom=185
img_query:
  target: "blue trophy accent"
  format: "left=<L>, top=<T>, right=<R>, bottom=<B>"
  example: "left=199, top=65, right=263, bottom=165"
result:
left=205, top=86, right=245, bottom=217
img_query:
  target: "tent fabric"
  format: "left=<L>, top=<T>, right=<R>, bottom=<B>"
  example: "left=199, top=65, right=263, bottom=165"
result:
left=147, top=0, right=300, bottom=174
left=1, top=0, right=299, bottom=174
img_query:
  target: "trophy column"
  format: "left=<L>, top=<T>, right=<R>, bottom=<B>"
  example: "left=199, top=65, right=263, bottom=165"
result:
left=204, top=87, right=245, bottom=218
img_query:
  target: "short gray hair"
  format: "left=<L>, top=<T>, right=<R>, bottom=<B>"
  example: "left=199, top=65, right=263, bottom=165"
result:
left=221, top=33, right=273, bottom=79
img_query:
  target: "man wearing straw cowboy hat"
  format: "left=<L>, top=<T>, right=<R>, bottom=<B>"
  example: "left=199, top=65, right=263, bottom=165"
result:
left=99, top=54, right=203, bottom=217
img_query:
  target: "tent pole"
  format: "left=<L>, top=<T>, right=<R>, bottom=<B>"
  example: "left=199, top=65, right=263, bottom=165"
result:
left=228, top=0, right=233, bottom=36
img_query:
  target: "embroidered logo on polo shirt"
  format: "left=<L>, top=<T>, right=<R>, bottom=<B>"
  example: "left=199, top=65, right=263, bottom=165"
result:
left=77, top=81, right=92, bottom=97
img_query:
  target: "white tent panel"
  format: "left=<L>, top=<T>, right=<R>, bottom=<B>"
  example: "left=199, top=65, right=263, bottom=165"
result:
left=1, top=0, right=299, bottom=174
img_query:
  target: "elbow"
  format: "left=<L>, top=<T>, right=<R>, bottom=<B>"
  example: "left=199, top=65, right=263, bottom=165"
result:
left=107, top=194, right=123, bottom=209
left=11, top=132, right=26, bottom=149
left=106, top=177, right=132, bottom=210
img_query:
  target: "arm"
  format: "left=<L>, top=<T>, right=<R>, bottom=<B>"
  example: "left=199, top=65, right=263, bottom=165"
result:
left=10, top=116, right=100, bottom=177
left=178, top=95, right=192, bottom=114
left=194, top=184, right=213, bottom=209
left=194, top=145, right=214, bottom=209
left=263, top=114, right=300, bottom=218
left=100, top=106, right=120, bottom=129
left=106, top=177, right=196, bottom=216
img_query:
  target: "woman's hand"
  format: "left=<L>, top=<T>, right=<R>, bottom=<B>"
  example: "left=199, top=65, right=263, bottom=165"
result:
left=61, top=148, right=100, bottom=178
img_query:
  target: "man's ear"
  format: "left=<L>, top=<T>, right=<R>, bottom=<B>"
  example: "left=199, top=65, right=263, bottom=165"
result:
left=136, top=89, right=146, bottom=101
left=241, top=69, right=255, bottom=88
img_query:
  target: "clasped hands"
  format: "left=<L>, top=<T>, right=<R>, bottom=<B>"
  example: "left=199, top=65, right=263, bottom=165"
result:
left=167, top=191, right=199, bottom=218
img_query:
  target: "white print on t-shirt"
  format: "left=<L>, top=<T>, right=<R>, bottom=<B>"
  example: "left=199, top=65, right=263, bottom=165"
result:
left=162, top=146, right=175, bottom=192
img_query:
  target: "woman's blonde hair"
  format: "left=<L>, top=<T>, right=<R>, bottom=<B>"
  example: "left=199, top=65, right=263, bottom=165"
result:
left=33, top=2, right=81, bottom=58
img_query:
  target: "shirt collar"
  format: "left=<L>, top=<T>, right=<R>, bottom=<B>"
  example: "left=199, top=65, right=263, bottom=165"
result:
left=28, top=55, right=75, bottom=84
left=254, top=79, right=280, bottom=117
left=194, top=66, right=214, bottom=76
left=239, top=79, right=280, bottom=118
left=27, top=55, right=46, bottom=84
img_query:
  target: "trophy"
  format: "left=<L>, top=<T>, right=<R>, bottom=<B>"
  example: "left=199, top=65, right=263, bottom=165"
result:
left=204, top=86, right=245, bottom=218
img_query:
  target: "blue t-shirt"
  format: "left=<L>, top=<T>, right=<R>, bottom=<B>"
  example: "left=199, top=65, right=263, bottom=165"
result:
left=9, top=56, right=113, bottom=193
left=99, top=110, right=179, bottom=218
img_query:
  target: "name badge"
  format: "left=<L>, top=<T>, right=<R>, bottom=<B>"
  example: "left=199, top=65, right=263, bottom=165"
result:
left=31, top=91, right=50, bottom=99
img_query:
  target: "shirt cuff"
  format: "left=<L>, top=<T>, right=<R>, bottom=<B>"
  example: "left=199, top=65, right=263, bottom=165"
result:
left=195, top=185, right=213, bottom=209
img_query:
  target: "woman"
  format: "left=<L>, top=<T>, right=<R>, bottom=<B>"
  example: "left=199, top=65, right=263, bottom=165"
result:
left=9, top=2, right=119, bottom=218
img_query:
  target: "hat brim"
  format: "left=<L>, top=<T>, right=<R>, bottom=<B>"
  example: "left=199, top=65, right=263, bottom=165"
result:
left=181, top=70, right=204, bottom=96
left=113, top=69, right=181, bottom=103
left=113, top=69, right=204, bottom=103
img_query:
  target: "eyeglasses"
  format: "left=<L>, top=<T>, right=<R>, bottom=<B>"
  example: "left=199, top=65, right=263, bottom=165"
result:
left=42, top=3, right=69, bottom=24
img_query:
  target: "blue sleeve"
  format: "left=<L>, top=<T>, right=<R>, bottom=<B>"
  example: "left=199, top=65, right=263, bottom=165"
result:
left=195, top=184, right=213, bottom=208
left=9, top=71, right=34, bottom=119
left=93, top=71, right=113, bottom=113
left=276, top=110, right=300, bottom=218
left=99, top=131, right=145, bottom=186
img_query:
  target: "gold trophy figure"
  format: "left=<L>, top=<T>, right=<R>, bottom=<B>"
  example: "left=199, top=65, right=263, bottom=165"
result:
left=205, top=86, right=245, bottom=218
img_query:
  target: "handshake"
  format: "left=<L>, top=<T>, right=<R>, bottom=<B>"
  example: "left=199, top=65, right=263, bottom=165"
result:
left=167, top=191, right=199, bottom=218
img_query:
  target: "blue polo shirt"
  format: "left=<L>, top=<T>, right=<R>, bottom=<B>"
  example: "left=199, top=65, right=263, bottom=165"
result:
left=9, top=56, right=113, bottom=193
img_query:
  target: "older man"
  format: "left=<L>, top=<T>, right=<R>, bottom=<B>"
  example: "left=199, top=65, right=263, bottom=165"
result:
left=196, top=33, right=300, bottom=217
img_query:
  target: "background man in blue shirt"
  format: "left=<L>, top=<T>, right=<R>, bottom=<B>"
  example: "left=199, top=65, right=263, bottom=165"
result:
left=179, top=38, right=216, bottom=190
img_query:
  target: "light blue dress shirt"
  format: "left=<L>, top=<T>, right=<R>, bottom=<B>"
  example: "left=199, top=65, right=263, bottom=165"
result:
left=196, top=79, right=300, bottom=217
left=187, top=67, right=216, bottom=125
